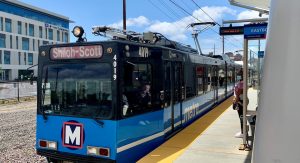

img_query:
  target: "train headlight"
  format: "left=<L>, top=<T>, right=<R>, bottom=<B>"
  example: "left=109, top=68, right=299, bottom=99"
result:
left=87, top=146, right=110, bottom=157
left=39, top=140, right=57, bottom=150
left=87, top=146, right=98, bottom=155
left=72, top=26, right=84, bottom=38
left=48, top=141, right=57, bottom=150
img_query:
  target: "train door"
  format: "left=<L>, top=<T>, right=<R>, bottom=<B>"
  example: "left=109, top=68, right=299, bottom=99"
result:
left=163, top=61, right=183, bottom=136
left=212, top=65, right=219, bottom=104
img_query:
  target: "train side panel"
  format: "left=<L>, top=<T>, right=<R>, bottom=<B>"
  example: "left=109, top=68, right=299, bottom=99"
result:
left=116, top=110, right=164, bottom=163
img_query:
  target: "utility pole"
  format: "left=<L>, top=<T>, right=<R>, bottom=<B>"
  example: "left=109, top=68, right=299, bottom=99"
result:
left=214, top=43, right=216, bottom=55
left=123, top=0, right=126, bottom=31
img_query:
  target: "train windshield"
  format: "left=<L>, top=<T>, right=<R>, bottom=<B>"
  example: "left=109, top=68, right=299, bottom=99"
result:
left=40, top=63, right=112, bottom=119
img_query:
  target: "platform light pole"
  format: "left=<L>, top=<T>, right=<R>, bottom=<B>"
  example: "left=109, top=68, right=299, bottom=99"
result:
left=242, top=39, right=248, bottom=149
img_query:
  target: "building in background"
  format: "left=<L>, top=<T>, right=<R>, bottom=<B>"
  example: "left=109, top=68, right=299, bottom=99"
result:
left=225, top=52, right=234, bottom=60
left=234, top=53, right=243, bottom=61
left=0, top=0, right=71, bottom=81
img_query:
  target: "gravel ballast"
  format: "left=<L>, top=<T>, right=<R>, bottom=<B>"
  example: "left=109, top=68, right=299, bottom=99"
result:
left=0, top=101, right=46, bottom=163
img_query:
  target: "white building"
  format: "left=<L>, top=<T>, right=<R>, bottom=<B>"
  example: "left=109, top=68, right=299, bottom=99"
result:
left=0, top=0, right=71, bottom=81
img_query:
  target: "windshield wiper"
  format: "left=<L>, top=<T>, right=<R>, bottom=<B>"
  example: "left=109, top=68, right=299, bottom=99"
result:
left=41, top=67, right=48, bottom=120
left=41, top=106, right=48, bottom=120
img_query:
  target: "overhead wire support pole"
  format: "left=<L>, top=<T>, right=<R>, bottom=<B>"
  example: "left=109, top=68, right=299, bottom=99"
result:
left=123, top=0, right=126, bottom=31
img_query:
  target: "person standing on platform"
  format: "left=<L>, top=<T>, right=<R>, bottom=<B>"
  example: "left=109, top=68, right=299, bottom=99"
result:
left=233, top=70, right=244, bottom=138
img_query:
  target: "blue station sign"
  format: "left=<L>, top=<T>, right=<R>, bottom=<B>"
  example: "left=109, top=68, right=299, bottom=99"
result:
left=244, top=23, right=268, bottom=39
left=258, top=51, right=265, bottom=58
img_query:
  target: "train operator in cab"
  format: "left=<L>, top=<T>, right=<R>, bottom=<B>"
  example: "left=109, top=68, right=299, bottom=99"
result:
left=139, top=83, right=151, bottom=108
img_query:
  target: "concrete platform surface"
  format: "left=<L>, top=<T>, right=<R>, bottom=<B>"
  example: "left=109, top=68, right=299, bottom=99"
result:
left=139, top=88, right=258, bottom=163
left=174, top=103, right=251, bottom=163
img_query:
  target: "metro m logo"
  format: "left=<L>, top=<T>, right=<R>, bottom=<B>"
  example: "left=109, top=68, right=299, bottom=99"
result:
left=62, top=121, right=84, bottom=149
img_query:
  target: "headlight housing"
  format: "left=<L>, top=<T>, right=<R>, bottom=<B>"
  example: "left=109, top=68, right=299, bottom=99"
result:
left=72, top=26, right=84, bottom=38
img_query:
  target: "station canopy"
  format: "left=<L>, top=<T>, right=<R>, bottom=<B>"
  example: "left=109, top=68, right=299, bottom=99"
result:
left=229, top=0, right=270, bottom=14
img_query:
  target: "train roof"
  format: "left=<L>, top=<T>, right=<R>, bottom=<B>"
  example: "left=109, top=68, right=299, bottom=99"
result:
left=42, top=39, right=239, bottom=67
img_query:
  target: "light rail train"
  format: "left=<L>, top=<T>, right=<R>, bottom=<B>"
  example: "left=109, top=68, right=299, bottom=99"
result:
left=36, top=26, right=241, bottom=163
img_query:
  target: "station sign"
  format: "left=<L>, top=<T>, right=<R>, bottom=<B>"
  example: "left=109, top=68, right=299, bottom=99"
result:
left=219, top=26, right=244, bottom=35
left=50, top=45, right=103, bottom=60
left=244, top=23, right=268, bottom=39
left=258, top=51, right=265, bottom=58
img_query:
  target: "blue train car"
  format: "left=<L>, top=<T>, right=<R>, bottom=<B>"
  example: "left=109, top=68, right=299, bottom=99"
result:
left=36, top=27, right=240, bottom=163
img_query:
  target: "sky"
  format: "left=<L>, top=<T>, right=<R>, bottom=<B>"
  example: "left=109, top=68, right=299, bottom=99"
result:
left=19, top=0, right=267, bottom=55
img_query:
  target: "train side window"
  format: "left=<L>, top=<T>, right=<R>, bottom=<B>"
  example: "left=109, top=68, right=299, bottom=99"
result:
left=207, top=66, right=212, bottom=92
left=185, top=64, right=196, bottom=98
left=203, top=66, right=208, bottom=92
left=196, top=65, right=204, bottom=95
left=212, top=67, right=218, bottom=87
left=219, top=68, right=226, bottom=87
left=122, top=62, right=153, bottom=117
left=228, top=68, right=234, bottom=86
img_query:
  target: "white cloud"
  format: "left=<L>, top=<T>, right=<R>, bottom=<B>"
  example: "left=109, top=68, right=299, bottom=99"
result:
left=237, top=10, right=268, bottom=20
left=146, top=21, right=188, bottom=41
left=109, top=16, right=150, bottom=29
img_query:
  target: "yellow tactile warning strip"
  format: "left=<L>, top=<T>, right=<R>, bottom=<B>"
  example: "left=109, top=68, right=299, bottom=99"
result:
left=137, top=97, right=233, bottom=163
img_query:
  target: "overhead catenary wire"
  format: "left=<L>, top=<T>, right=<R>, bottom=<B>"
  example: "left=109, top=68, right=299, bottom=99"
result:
left=190, top=0, right=221, bottom=26
left=150, top=0, right=243, bottom=52
left=147, top=0, right=185, bottom=30
left=147, top=0, right=177, bottom=22
left=158, top=0, right=184, bottom=20
left=155, top=0, right=190, bottom=27
left=170, top=0, right=243, bottom=51
left=168, top=0, right=202, bottom=23
left=180, top=0, right=195, bottom=12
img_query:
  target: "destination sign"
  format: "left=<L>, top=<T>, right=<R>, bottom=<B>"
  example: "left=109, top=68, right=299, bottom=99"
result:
left=244, top=23, right=268, bottom=39
left=50, top=45, right=103, bottom=60
left=219, top=26, right=244, bottom=35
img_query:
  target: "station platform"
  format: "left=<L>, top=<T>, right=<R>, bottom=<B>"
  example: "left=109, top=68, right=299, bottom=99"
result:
left=138, top=88, right=258, bottom=163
